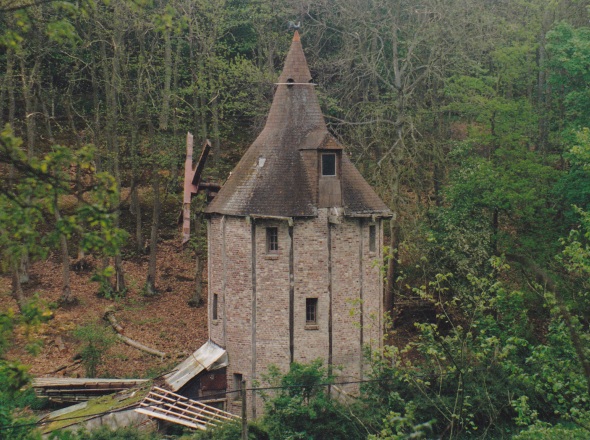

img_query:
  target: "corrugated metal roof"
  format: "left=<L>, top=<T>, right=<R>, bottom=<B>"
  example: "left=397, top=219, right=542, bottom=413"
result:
left=163, top=340, right=227, bottom=392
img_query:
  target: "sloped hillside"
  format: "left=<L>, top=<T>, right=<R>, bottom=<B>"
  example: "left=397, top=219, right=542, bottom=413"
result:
left=0, top=239, right=208, bottom=379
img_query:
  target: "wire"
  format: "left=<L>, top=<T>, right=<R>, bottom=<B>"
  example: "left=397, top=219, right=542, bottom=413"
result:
left=0, top=369, right=502, bottom=433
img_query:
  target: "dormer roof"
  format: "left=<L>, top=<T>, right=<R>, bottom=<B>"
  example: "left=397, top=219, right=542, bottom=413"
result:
left=205, top=32, right=392, bottom=218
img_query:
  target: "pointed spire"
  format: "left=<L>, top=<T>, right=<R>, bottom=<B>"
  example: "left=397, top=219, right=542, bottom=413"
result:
left=263, top=31, right=324, bottom=135
left=205, top=31, right=392, bottom=218
left=278, top=32, right=313, bottom=84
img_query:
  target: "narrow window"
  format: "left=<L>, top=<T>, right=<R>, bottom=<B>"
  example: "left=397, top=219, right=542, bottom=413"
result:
left=212, top=293, right=218, bottom=320
left=306, top=298, right=318, bottom=324
left=233, top=373, right=243, bottom=400
left=321, top=153, right=336, bottom=176
left=369, top=225, right=376, bottom=253
left=266, top=227, right=278, bottom=253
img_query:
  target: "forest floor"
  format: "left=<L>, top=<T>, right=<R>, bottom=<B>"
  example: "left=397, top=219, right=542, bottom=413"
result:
left=0, top=238, right=208, bottom=379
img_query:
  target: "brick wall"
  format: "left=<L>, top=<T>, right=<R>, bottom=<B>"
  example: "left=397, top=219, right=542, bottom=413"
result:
left=207, top=210, right=384, bottom=417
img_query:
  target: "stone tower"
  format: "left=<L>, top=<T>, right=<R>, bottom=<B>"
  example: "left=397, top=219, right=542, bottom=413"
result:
left=205, top=31, right=392, bottom=416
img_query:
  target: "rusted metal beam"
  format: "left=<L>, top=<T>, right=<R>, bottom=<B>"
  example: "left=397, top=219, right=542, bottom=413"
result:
left=182, top=134, right=212, bottom=245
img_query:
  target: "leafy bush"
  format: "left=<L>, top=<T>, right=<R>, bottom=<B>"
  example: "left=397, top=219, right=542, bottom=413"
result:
left=513, top=421, right=590, bottom=440
left=49, top=426, right=160, bottom=439
left=0, top=297, right=54, bottom=440
left=73, top=323, right=116, bottom=377
left=184, top=420, right=269, bottom=440
left=261, top=360, right=367, bottom=440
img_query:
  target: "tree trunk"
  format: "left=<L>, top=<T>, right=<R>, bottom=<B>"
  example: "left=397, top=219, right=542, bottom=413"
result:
left=20, top=56, right=39, bottom=159
left=145, top=173, right=160, bottom=295
left=385, top=215, right=400, bottom=315
left=197, top=57, right=208, bottom=140
left=18, top=56, right=40, bottom=286
left=114, top=252, right=126, bottom=294
left=492, top=207, right=499, bottom=256
left=131, top=185, right=143, bottom=253
left=128, top=101, right=142, bottom=253
left=102, top=7, right=126, bottom=294
left=54, top=198, right=73, bottom=304
left=212, top=92, right=220, bottom=159
left=189, top=214, right=204, bottom=307
left=40, top=89, right=55, bottom=144
left=159, top=28, right=172, bottom=131
left=19, top=254, right=30, bottom=285
left=7, top=49, right=15, bottom=127
left=11, top=262, right=25, bottom=311
left=189, top=253, right=204, bottom=307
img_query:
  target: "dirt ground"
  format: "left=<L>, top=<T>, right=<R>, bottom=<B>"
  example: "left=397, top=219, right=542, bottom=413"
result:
left=0, top=239, right=208, bottom=379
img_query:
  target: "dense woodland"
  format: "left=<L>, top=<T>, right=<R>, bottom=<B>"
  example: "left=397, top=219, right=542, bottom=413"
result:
left=2, top=0, right=590, bottom=438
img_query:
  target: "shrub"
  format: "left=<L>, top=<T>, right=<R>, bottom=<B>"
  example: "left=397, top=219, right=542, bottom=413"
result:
left=73, top=323, right=116, bottom=377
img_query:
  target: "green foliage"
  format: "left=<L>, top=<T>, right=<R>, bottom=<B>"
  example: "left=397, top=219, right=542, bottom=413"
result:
left=0, top=296, right=52, bottom=357
left=0, top=125, right=126, bottom=271
left=48, top=426, right=161, bottom=439
left=364, top=250, right=590, bottom=438
left=546, top=23, right=590, bottom=140
left=73, top=323, right=117, bottom=378
left=261, top=360, right=366, bottom=439
left=555, top=129, right=590, bottom=227
left=0, top=299, right=54, bottom=440
left=513, top=421, right=590, bottom=440
left=429, top=141, right=561, bottom=280
left=91, top=266, right=126, bottom=300
left=185, top=420, right=269, bottom=440
left=369, top=404, right=435, bottom=440
left=1, top=1, right=590, bottom=439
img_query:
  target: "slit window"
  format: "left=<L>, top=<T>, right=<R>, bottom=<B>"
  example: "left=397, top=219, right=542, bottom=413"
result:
left=321, top=154, right=336, bottom=176
left=369, top=225, right=376, bottom=253
left=233, top=373, right=243, bottom=400
left=212, top=293, right=218, bottom=320
left=266, top=227, right=278, bottom=253
left=306, top=298, right=318, bottom=324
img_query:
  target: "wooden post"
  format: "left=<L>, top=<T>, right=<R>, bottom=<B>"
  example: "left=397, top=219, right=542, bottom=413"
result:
left=241, top=379, right=248, bottom=440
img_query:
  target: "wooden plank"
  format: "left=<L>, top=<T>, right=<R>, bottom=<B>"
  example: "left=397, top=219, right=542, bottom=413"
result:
left=144, top=396, right=235, bottom=422
left=153, top=386, right=235, bottom=418
left=140, top=404, right=217, bottom=427
left=149, top=391, right=236, bottom=420
left=43, top=388, right=128, bottom=393
left=137, top=387, right=239, bottom=431
left=33, top=378, right=148, bottom=386
left=135, top=408, right=207, bottom=431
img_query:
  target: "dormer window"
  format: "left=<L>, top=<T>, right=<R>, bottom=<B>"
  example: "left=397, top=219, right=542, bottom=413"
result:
left=321, top=153, right=336, bottom=176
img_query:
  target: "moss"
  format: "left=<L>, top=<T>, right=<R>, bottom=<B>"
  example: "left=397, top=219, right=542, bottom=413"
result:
left=40, top=382, right=151, bottom=434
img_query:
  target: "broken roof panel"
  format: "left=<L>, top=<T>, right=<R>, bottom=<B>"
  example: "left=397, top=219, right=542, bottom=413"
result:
left=164, top=340, right=228, bottom=392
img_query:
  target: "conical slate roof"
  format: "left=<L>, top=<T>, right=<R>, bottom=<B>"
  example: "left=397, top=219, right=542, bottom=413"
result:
left=205, top=32, right=391, bottom=218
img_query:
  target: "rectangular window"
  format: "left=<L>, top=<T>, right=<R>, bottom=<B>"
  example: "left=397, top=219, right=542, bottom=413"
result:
left=306, top=298, right=318, bottom=324
left=266, top=227, right=278, bottom=253
left=369, top=225, right=376, bottom=253
left=321, top=153, right=336, bottom=176
left=233, top=373, right=243, bottom=400
left=212, top=293, right=218, bottom=320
